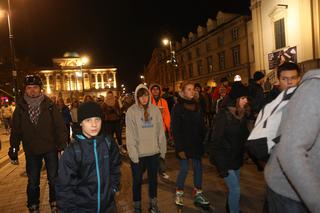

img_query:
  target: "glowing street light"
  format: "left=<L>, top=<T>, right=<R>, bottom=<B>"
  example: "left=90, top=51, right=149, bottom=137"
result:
left=140, top=75, right=145, bottom=79
left=121, top=84, right=125, bottom=88
left=162, top=38, right=169, bottom=46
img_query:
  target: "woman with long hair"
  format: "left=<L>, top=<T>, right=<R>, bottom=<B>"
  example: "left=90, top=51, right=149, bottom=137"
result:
left=126, top=84, right=166, bottom=213
left=208, top=82, right=250, bottom=213
left=171, top=82, right=210, bottom=209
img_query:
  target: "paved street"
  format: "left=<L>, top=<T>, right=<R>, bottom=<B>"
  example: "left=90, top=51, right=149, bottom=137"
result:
left=0, top=128, right=266, bottom=213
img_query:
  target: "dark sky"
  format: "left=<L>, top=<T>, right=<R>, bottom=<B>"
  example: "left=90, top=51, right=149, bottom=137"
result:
left=2, top=0, right=250, bottom=91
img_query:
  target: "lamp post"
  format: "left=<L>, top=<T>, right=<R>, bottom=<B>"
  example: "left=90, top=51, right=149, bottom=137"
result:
left=162, top=38, right=178, bottom=91
left=1, top=0, right=18, bottom=101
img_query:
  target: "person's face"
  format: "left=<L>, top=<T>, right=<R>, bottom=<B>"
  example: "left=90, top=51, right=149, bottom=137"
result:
left=81, top=117, right=102, bottom=138
left=151, top=87, right=160, bottom=97
left=195, top=87, right=201, bottom=93
left=279, top=70, right=300, bottom=91
left=25, top=85, right=41, bottom=98
left=107, top=93, right=114, bottom=99
left=183, top=84, right=195, bottom=100
left=238, top=96, right=248, bottom=109
left=138, top=94, right=149, bottom=106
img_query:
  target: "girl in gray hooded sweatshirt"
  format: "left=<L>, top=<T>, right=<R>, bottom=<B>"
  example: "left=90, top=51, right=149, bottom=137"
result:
left=126, top=84, right=166, bottom=213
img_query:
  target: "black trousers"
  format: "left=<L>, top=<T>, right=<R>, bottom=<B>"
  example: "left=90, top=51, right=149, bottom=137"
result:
left=266, top=186, right=310, bottom=213
left=25, top=151, right=58, bottom=207
left=131, top=154, right=159, bottom=202
left=105, top=120, right=122, bottom=145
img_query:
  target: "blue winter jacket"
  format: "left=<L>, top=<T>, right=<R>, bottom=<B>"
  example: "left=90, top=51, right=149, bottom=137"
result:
left=56, top=134, right=121, bottom=212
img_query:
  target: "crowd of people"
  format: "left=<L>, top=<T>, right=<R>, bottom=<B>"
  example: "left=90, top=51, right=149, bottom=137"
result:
left=5, top=60, right=320, bottom=213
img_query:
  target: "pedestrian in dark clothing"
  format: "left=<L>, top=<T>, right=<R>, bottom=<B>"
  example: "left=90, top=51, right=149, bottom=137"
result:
left=57, top=98, right=72, bottom=143
left=171, top=81, right=210, bottom=208
left=56, top=101, right=121, bottom=213
left=248, top=71, right=266, bottom=116
left=8, top=75, right=68, bottom=213
left=103, top=91, right=126, bottom=154
left=162, top=87, right=175, bottom=113
left=208, top=81, right=250, bottom=213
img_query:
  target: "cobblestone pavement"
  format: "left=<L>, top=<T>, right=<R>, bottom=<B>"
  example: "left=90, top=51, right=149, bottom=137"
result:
left=0, top=127, right=266, bottom=213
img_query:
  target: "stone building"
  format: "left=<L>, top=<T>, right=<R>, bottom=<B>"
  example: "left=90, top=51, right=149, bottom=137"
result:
left=251, top=0, right=320, bottom=82
left=38, top=52, right=118, bottom=100
left=145, top=11, right=254, bottom=91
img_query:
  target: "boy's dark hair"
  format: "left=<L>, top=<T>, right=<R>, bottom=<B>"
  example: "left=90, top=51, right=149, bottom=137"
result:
left=277, top=62, right=300, bottom=78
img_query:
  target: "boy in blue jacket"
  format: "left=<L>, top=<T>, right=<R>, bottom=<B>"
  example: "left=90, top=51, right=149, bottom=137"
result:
left=56, top=101, right=121, bottom=213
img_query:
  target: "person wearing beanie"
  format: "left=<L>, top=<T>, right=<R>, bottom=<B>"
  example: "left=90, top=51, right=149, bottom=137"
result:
left=9, top=75, right=68, bottom=212
left=207, top=81, right=250, bottom=213
left=248, top=71, right=266, bottom=116
left=150, top=83, right=171, bottom=180
left=56, top=101, right=121, bottom=213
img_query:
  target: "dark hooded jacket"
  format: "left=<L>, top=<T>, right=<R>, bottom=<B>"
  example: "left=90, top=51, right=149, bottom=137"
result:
left=208, top=98, right=249, bottom=177
left=56, top=134, right=121, bottom=213
left=10, top=95, right=67, bottom=155
left=171, top=94, right=205, bottom=159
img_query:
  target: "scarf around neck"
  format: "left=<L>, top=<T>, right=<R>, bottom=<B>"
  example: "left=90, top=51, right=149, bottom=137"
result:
left=24, top=93, right=45, bottom=125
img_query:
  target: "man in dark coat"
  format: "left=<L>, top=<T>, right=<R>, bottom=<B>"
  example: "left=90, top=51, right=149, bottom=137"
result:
left=248, top=71, right=266, bottom=116
left=9, top=75, right=68, bottom=212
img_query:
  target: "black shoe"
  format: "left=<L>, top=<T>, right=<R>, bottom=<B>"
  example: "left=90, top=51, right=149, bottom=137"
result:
left=28, top=205, right=39, bottom=213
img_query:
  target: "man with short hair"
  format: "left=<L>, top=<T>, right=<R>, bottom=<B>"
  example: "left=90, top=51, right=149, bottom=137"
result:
left=264, top=67, right=320, bottom=213
left=266, top=62, right=301, bottom=103
left=9, top=75, right=67, bottom=213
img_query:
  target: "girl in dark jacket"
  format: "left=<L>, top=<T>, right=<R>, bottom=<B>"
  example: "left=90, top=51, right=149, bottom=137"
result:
left=209, top=82, right=250, bottom=213
left=171, top=82, right=210, bottom=208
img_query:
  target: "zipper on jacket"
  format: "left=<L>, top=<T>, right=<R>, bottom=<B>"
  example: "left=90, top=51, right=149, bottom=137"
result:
left=93, top=139, right=101, bottom=213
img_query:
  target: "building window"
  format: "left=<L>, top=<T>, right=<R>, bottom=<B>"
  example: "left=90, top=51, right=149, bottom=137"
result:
left=207, top=56, right=213, bottom=73
left=188, top=63, right=193, bottom=78
left=232, top=46, right=240, bottom=66
left=197, top=60, right=204, bottom=75
left=274, top=18, right=286, bottom=49
left=196, top=47, right=201, bottom=57
left=218, top=36, right=224, bottom=47
left=232, top=27, right=239, bottom=41
left=182, top=66, right=186, bottom=80
left=206, top=42, right=211, bottom=52
left=218, top=52, right=225, bottom=70
left=187, top=52, right=192, bottom=60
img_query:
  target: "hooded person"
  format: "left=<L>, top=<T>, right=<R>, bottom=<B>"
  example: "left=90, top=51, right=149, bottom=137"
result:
left=150, top=83, right=172, bottom=180
left=56, top=101, right=121, bottom=213
left=208, top=81, right=250, bottom=213
left=125, top=84, right=166, bottom=213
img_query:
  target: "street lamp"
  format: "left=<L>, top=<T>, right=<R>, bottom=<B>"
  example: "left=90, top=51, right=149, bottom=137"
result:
left=162, top=38, right=178, bottom=91
left=0, top=0, right=18, bottom=101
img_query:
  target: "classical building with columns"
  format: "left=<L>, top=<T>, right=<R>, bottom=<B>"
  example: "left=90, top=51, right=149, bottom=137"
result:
left=38, top=53, right=118, bottom=100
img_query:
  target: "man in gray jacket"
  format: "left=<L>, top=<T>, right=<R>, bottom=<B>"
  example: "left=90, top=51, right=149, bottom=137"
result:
left=264, top=69, right=320, bottom=213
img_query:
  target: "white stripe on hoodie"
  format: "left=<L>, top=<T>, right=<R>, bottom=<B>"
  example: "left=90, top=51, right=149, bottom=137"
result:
left=125, top=84, right=166, bottom=163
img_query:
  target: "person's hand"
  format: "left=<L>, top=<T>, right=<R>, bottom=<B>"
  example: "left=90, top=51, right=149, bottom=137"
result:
left=178, top=151, right=187, bottom=159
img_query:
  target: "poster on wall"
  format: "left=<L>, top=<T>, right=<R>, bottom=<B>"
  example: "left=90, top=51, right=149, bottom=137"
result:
left=268, top=46, right=297, bottom=70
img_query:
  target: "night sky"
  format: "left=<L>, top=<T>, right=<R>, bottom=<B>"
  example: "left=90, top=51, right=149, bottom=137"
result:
left=1, top=0, right=250, bottom=91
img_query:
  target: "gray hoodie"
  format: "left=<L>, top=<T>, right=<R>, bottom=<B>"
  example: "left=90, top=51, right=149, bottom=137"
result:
left=125, top=84, right=166, bottom=163
left=264, top=69, right=320, bottom=212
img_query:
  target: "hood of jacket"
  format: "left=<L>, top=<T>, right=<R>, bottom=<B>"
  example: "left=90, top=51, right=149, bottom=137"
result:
left=134, top=84, right=152, bottom=106
left=149, top=83, right=162, bottom=99
left=299, top=69, right=320, bottom=84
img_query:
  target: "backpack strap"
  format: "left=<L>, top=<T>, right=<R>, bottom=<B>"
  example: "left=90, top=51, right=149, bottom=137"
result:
left=71, top=141, right=84, bottom=178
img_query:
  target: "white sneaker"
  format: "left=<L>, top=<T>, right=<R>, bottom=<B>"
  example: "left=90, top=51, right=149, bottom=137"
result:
left=160, top=172, right=170, bottom=179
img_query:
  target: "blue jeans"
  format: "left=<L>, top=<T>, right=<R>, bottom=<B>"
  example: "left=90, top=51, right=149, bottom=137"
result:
left=224, top=169, right=240, bottom=213
left=176, top=158, right=202, bottom=190
left=25, top=151, right=58, bottom=207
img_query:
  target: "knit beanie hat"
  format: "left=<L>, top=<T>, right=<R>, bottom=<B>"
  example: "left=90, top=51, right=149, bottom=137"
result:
left=78, top=101, right=103, bottom=123
left=253, top=71, right=265, bottom=81
left=229, top=82, right=248, bottom=100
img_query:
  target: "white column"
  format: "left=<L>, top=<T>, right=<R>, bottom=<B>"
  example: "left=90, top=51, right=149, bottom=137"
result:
left=45, top=74, right=51, bottom=94
left=112, top=72, right=116, bottom=88
left=101, top=73, right=105, bottom=89
left=69, top=74, right=73, bottom=90
left=95, top=73, right=99, bottom=89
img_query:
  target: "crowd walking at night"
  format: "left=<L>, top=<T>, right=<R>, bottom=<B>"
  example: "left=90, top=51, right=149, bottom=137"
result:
left=2, top=61, right=320, bottom=213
